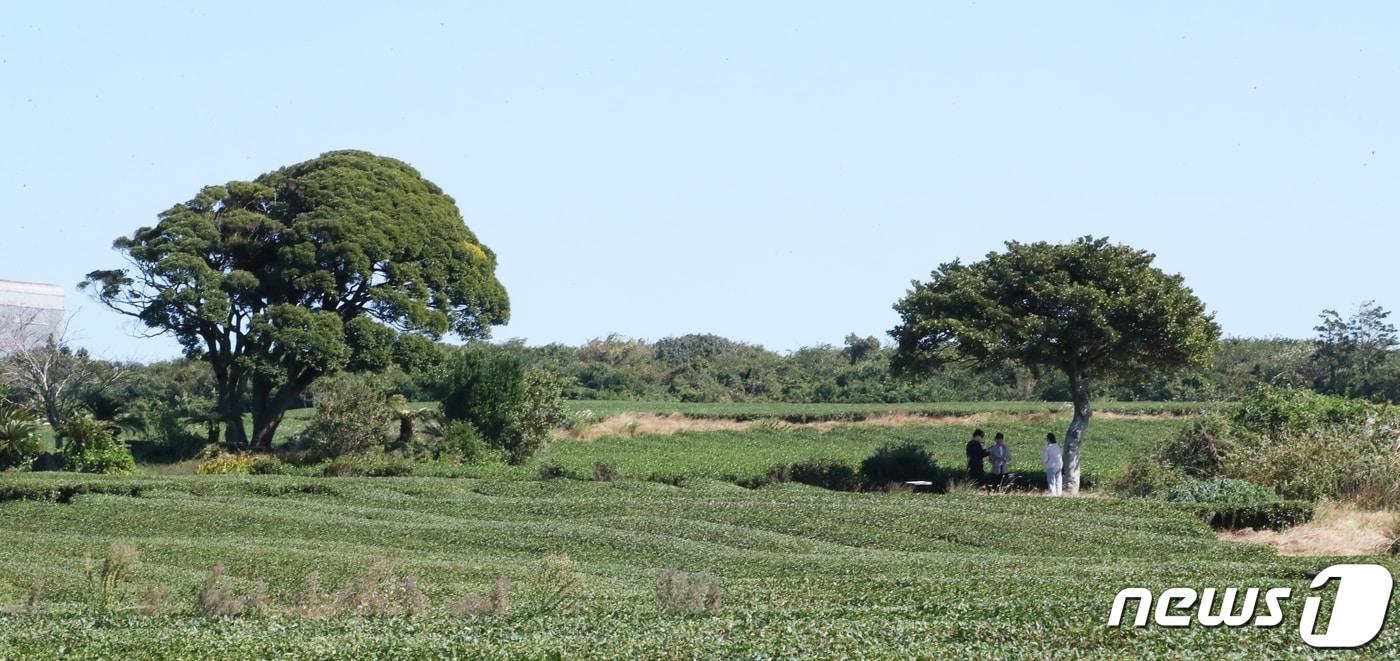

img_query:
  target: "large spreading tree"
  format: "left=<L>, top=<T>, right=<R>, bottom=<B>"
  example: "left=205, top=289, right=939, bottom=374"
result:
left=889, top=236, right=1219, bottom=494
left=82, top=150, right=509, bottom=451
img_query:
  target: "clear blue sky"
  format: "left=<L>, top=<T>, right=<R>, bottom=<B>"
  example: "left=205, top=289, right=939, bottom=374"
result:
left=2, top=2, right=1396, bottom=362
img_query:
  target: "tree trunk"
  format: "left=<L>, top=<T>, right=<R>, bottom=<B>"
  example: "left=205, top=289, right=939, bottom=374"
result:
left=249, top=380, right=278, bottom=453
left=221, top=397, right=248, bottom=450
left=210, top=357, right=248, bottom=451
left=249, top=376, right=315, bottom=452
left=250, top=409, right=283, bottom=453
left=42, top=396, right=62, bottom=431
left=1063, top=370, right=1092, bottom=495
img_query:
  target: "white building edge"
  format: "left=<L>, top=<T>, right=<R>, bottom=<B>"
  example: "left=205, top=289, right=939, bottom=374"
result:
left=0, top=279, right=66, bottom=351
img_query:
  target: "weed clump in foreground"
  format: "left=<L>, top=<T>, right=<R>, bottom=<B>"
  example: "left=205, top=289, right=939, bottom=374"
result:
left=530, top=554, right=583, bottom=615
left=196, top=564, right=247, bottom=617
left=331, top=558, right=429, bottom=617
left=89, top=544, right=140, bottom=612
left=291, top=572, right=329, bottom=618
left=134, top=582, right=170, bottom=615
left=655, top=568, right=722, bottom=615
left=2, top=579, right=44, bottom=615
left=447, top=578, right=510, bottom=616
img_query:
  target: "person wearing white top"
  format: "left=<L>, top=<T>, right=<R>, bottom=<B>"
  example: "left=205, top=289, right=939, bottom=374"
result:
left=1040, top=433, right=1064, bottom=496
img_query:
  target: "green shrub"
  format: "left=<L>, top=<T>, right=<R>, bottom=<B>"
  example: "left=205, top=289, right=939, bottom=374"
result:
left=118, top=397, right=210, bottom=462
left=591, top=462, right=622, bottom=482
left=508, top=369, right=569, bottom=463
left=1159, top=415, right=1233, bottom=478
left=249, top=455, right=285, bottom=475
left=1163, top=478, right=1278, bottom=505
left=299, top=373, right=394, bottom=460
left=0, top=401, right=42, bottom=471
left=436, top=349, right=524, bottom=443
left=1188, top=500, right=1314, bottom=531
left=537, top=462, right=578, bottom=480
left=860, top=442, right=939, bottom=488
left=197, top=453, right=254, bottom=475
left=769, top=458, right=861, bottom=491
left=1153, top=386, right=1400, bottom=507
left=320, top=454, right=414, bottom=477
left=1228, top=385, right=1371, bottom=435
left=409, top=419, right=488, bottom=464
left=59, top=416, right=136, bottom=474
left=435, top=350, right=567, bottom=464
left=1113, top=458, right=1188, bottom=498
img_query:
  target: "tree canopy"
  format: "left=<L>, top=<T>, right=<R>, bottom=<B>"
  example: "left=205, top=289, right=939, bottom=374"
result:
left=890, top=236, right=1219, bottom=493
left=82, top=150, right=509, bottom=450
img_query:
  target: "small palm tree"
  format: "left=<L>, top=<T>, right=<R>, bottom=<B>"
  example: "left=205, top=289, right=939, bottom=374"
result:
left=389, top=395, right=436, bottom=450
left=0, top=400, right=42, bottom=470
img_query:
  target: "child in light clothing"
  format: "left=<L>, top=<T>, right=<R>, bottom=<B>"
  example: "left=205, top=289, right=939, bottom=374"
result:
left=1041, top=433, right=1063, bottom=496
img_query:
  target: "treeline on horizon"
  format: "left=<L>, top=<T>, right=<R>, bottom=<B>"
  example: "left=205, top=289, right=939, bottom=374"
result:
left=93, top=330, right=1398, bottom=413
left=481, top=332, right=1398, bottom=404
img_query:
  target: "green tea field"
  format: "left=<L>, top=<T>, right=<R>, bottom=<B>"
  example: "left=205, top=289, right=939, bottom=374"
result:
left=2, top=474, right=1392, bottom=659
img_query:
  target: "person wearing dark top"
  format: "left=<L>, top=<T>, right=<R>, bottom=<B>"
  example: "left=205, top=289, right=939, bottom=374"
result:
left=965, top=429, right=989, bottom=483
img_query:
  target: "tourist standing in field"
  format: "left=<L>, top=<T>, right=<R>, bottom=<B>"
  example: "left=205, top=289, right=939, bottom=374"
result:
left=965, top=429, right=989, bottom=483
left=1040, top=433, right=1063, bottom=496
left=989, top=433, right=1011, bottom=481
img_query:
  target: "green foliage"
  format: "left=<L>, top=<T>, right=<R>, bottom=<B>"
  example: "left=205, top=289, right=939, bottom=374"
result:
left=1154, top=386, right=1400, bottom=506
left=58, top=416, right=136, bottom=474
left=590, top=462, right=622, bottom=482
left=0, top=400, right=42, bottom=470
left=299, top=373, right=394, bottom=460
left=409, top=419, right=488, bottom=464
left=319, top=454, right=415, bottom=478
left=510, top=369, right=568, bottom=463
left=437, top=348, right=524, bottom=443
left=859, top=442, right=940, bottom=488
left=766, top=458, right=861, bottom=491
left=119, top=396, right=210, bottom=462
left=1187, top=500, right=1315, bottom=531
left=538, top=412, right=1184, bottom=487
left=1228, top=384, right=1371, bottom=434
left=426, top=331, right=1379, bottom=406
left=83, top=150, right=509, bottom=449
left=0, top=473, right=1374, bottom=657
left=1157, top=415, right=1233, bottom=478
left=890, top=236, right=1221, bottom=382
left=436, top=350, right=567, bottom=464
left=197, top=453, right=255, bottom=475
left=248, top=455, right=285, bottom=475
left=1112, top=458, right=1188, bottom=498
left=526, top=555, right=582, bottom=616
left=1161, top=478, right=1278, bottom=505
left=1312, top=301, right=1399, bottom=401
left=889, top=237, right=1221, bottom=492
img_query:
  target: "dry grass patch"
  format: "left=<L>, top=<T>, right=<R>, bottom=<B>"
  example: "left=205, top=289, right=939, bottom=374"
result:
left=561, top=414, right=749, bottom=440
left=1220, top=502, right=1398, bottom=556
left=557, top=409, right=1187, bottom=440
